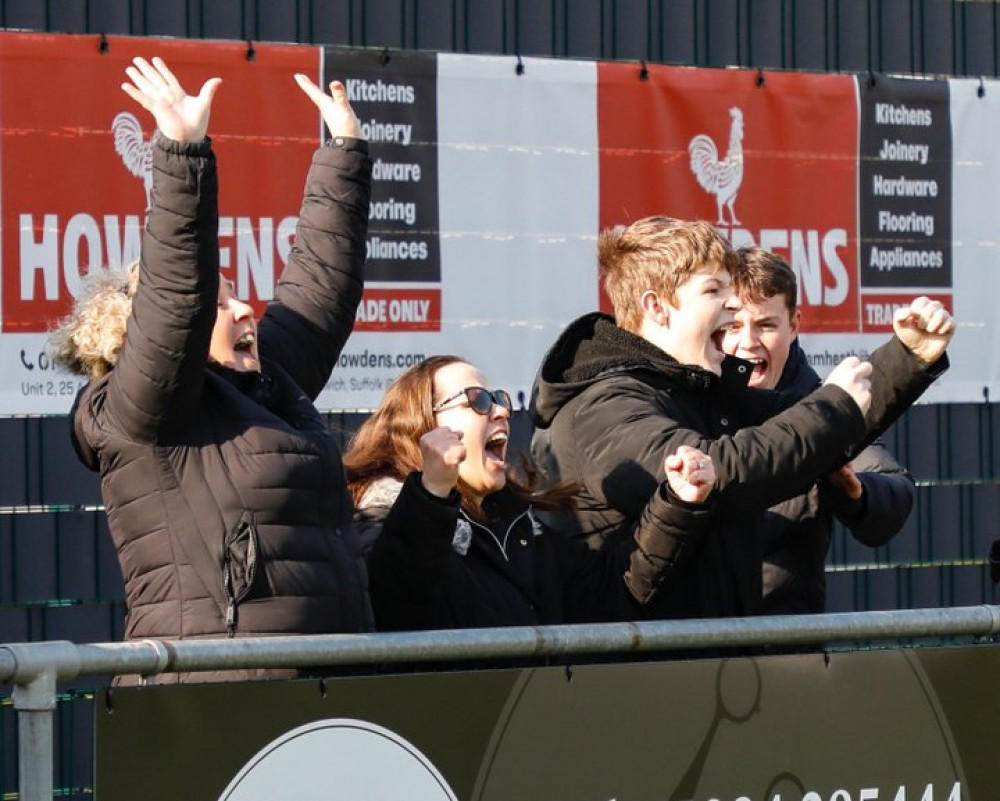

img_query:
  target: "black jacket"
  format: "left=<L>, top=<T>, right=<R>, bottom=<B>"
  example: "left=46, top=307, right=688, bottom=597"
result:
left=529, top=312, right=944, bottom=620
left=760, top=341, right=915, bottom=614
left=356, top=472, right=714, bottom=631
left=71, top=136, right=374, bottom=680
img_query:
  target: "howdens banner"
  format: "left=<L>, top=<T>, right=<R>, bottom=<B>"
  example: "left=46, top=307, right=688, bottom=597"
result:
left=0, top=31, right=993, bottom=411
left=94, top=646, right=998, bottom=800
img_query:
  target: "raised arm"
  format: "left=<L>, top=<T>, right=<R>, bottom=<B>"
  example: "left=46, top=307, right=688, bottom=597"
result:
left=257, top=75, right=372, bottom=399
left=569, top=375, right=868, bottom=528
left=103, top=57, right=222, bottom=441
left=363, top=428, right=466, bottom=630
left=622, top=446, right=717, bottom=604
left=365, top=471, right=463, bottom=632
left=857, top=297, right=952, bottom=445
left=551, top=446, right=718, bottom=619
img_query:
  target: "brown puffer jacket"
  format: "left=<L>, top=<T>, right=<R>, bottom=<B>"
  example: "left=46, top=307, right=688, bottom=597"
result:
left=70, top=135, right=374, bottom=682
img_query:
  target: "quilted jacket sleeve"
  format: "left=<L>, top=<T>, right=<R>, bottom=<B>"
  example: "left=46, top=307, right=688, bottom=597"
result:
left=623, top=482, right=716, bottom=604
left=93, top=136, right=219, bottom=444
left=544, top=478, right=715, bottom=613
left=258, top=138, right=372, bottom=400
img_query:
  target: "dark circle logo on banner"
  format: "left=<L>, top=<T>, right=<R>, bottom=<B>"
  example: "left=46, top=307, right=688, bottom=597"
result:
left=219, top=718, right=457, bottom=800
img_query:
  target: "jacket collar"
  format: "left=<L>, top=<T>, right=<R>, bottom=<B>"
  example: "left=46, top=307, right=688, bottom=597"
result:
left=207, top=361, right=281, bottom=409
left=775, top=339, right=821, bottom=395
left=531, top=312, right=726, bottom=427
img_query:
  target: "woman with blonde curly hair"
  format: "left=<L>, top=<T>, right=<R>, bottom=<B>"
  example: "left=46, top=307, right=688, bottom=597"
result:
left=49, top=56, right=373, bottom=683
left=49, top=262, right=138, bottom=379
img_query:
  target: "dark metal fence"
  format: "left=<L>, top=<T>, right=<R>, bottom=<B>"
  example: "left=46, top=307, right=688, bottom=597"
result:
left=5, top=402, right=996, bottom=798
left=0, top=1, right=997, bottom=78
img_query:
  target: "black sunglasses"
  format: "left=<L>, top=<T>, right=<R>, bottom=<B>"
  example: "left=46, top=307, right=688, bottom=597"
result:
left=433, top=386, right=513, bottom=415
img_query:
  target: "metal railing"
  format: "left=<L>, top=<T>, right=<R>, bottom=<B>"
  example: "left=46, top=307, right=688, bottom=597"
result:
left=3, top=605, right=1000, bottom=801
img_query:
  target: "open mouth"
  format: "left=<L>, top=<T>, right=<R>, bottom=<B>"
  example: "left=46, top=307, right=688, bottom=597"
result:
left=743, top=356, right=768, bottom=385
left=710, top=325, right=729, bottom=356
left=485, top=430, right=509, bottom=464
left=234, top=331, right=256, bottom=354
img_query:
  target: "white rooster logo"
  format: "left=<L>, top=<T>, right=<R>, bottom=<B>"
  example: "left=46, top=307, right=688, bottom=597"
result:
left=112, top=111, right=154, bottom=210
left=688, top=107, right=745, bottom=227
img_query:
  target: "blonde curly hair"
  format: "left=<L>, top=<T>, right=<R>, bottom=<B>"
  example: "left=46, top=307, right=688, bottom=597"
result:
left=47, top=261, right=140, bottom=379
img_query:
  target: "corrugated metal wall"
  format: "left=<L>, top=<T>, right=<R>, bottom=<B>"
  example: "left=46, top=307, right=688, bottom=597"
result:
left=2, top=2, right=999, bottom=797
left=0, top=0, right=998, bottom=77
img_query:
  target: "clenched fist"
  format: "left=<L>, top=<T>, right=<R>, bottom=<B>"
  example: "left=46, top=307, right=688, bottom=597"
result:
left=419, top=427, right=466, bottom=498
left=893, top=296, right=954, bottom=365
left=824, top=356, right=873, bottom=416
left=664, top=445, right=716, bottom=504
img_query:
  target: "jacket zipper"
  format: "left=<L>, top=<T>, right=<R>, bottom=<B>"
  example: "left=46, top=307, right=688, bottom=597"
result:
left=222, top=512, right=258, bottom=638
left=461, top=510, right=529, bottom=562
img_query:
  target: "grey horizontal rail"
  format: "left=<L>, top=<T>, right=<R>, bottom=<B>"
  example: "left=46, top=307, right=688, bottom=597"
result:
left=3, top=604, right=1000, bottom=686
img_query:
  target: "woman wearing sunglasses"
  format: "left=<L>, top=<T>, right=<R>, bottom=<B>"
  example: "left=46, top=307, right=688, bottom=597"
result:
left=344, top=356, right=718, bottom=632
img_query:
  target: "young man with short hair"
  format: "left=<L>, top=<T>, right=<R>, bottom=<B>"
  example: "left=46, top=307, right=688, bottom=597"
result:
left=530, top=216, right=952, bottom=619
left=724, top=246, right=915, bottom=614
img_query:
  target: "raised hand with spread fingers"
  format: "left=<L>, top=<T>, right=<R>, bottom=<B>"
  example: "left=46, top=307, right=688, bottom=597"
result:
left=293, top=74, right=364, bottom=141
left=121, top=56, right=221, bottom=143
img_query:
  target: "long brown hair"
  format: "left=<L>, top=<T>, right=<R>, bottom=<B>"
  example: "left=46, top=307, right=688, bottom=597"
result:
left=344, top=355, right=575, bottom=517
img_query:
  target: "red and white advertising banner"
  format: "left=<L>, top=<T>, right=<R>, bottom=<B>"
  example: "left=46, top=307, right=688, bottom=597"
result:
left=598, top=64, right=861, bottom=333
left=0, top=34, right=320, bottom=411
left=949, top=77, right=1000, bottom=404
left=0, top=32, right=990, bottom=412
left=322, top=50, right=600, bottom=411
